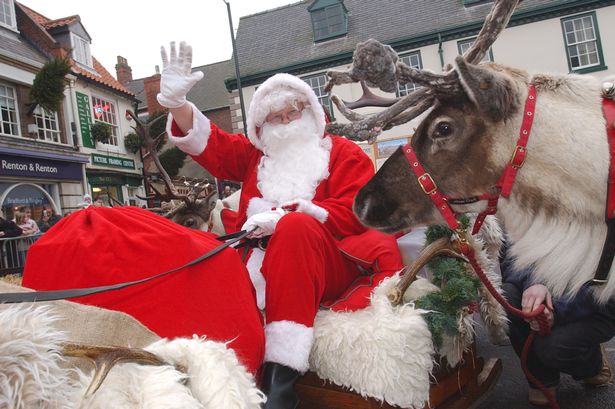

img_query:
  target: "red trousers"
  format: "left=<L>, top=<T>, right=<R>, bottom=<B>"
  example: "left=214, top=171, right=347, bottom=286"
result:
left=261, top=212, right=362, bottom=327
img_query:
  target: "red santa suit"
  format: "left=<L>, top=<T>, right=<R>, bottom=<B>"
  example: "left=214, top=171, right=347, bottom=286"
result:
left=167, top=73, right=402, bottom=373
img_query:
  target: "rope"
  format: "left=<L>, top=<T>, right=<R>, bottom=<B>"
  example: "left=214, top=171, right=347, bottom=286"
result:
left=461, top=239, right=560, bottom=409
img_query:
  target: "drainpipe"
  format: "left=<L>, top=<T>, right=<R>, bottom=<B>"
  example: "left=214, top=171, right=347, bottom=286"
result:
left=438, top=33, right=445, bottom=71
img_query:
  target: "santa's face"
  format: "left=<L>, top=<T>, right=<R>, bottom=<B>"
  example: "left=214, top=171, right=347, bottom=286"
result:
left=259, top=106, right=320, bottom=153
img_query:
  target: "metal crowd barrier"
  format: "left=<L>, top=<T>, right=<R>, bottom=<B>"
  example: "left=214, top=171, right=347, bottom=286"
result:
left=0, top=234, right=43, bottom=277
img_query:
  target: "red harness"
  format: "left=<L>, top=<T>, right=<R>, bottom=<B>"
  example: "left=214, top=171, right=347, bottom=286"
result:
left=403, top=84, right=537, bottom=234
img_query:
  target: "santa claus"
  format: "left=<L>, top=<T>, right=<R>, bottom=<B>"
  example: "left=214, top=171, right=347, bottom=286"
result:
left=159, top=41, right=403, bottom=409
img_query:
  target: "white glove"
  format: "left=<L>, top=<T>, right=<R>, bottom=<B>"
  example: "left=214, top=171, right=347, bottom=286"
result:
left=157, top=41, right=204, bottom=109
left=280, top=199, right=328, bottom=223
left=242, top=208, right=286, bottom=238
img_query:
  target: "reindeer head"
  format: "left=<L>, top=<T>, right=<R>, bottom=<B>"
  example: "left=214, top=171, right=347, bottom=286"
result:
left=127, top=110, right=219, bottom=232
left=355, top=59, right=527, bottom=232
left=325, top=0, right=525, bottom=232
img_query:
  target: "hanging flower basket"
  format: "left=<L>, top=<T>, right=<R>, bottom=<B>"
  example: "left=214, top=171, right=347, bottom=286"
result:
left=91, top=122, right=112, bottom=144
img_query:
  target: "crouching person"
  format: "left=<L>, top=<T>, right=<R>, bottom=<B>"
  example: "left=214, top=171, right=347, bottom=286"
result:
left=158, top=41, right=403, bottom=408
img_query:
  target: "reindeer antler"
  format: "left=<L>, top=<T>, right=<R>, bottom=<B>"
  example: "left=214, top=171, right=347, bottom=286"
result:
left=62, top=342, right=174, bottom=398
left=325, top=0, right=521, bottom=141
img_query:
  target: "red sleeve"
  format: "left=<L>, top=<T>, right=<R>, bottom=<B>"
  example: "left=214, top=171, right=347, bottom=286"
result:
left=313, top=137, right=374, bottom=237
left=191, top=122, right=260, bottom=183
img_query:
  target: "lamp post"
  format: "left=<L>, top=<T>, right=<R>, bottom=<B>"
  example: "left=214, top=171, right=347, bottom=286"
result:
left=222, top=0, right=248, bottom=132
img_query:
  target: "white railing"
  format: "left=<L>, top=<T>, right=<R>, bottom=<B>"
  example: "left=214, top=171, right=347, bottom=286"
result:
left=0, top=234, right=42, bottom=276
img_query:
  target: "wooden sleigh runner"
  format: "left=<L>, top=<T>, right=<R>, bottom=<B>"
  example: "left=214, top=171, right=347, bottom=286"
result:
left=297, top=343, right=503, bottom=409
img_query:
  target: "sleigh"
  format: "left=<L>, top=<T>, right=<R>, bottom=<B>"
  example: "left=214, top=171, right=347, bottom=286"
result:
left=0, top=213, right=506, bottom=409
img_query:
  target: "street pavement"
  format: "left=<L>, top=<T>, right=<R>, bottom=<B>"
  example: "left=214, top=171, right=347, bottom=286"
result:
left=474, top=321, right=615, bottom=409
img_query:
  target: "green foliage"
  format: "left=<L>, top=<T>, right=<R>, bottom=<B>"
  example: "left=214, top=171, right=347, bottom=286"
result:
left=159, top=147, right=187, bottom=178
left=415, top=218, right=481, bottom=347
left=124, top=132, right=143, bottom=154
left=29, top=57, right=71, bottom=113
left=90, top=122, right=112, bottom=144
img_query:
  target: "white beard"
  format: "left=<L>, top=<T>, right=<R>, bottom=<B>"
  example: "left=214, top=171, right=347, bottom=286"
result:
left=256, top=111, right=331, bottom=205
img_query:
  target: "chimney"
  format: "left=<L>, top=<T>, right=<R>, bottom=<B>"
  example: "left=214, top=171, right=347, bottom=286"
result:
left=143, top=73, right=163, bottom=115
left=115, top=56, right=133, bottom=85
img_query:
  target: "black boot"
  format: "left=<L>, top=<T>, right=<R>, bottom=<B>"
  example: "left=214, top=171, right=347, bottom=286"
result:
left=261, top=362, right=300, bottom=409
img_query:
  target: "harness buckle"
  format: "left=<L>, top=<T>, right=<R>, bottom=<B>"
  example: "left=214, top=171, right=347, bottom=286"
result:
left=510, top=145, right=527, bottom=169
left=418, top=173, right=438, bottom=195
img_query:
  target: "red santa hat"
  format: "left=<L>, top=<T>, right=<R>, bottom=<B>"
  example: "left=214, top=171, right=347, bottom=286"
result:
left=247, top=73, right=326, bottom=150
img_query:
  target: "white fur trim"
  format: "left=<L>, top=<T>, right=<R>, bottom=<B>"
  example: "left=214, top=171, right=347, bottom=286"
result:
left=296, top=199, right=328, bottom=223
left=265, top=321, right=313, bottom=373
left=246, top=249, right=267, bottom=310
left=166, top=102, right=211, bottom=156
left=0, top=305, right=78, bottom=409
left=145, top=336, right=265, bottom=409
left=310, top=274, right=434, bottom=408
left=246, top=197, right=275, bottom=218
left=247, top=73, right=326, bottom=150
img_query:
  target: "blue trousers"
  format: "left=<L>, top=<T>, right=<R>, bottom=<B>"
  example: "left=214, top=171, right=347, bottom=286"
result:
left=503, top=282, right=615, bottom=388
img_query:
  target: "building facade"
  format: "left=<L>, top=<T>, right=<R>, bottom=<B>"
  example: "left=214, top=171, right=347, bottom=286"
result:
left=225, top=0, right=615, bottom=168
left=0, top=0, right=146, bottom=220
left=0, top=1, right=88, bottom=218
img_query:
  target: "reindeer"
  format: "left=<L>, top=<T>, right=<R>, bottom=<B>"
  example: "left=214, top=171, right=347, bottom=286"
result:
left=127, top=111, right=219, bottom=231
left=325, top=0, right=615, bottom=303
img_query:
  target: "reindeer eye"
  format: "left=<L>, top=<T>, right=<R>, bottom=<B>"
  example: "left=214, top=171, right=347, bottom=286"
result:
left=435, top=121, right=453, bottom=137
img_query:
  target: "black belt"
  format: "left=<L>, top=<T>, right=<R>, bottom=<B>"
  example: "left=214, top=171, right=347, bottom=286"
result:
left=236, top=236, right=271, bottom=251
left=0, top=229, right=252, bottom=304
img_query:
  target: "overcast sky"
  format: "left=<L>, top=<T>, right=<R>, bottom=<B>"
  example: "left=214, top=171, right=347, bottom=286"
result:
left=18, top=0, right=297, bottom=79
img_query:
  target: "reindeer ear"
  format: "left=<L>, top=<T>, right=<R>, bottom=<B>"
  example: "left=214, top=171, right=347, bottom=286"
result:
left=453, top=56, right=517, bottom=122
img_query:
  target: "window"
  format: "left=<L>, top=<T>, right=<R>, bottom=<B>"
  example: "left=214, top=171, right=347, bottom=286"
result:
left=33, top=106, right=61, bottom=143
left=0, top=84, right=19, bottom=136
left=309, top=0, right=348, bottom=42
left=71, top=33, right=92, bottom=67
left=561, top=12, right=606, bottom=73
left=397, top=51, right=422, bottom=97
left=91, top=95, right=119, bottom=145
left=0, top=0, right=15, bottom=29
left=457, top=38, right=493, bottom=63
left=302, top=73, right=334, bottom=119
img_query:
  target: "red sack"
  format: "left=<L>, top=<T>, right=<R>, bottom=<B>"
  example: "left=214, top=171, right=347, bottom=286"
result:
left=22, top=206, right=264, bottom=374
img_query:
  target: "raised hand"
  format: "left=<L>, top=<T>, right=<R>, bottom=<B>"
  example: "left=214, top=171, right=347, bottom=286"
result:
left=157, top=41, right=204, bottom=109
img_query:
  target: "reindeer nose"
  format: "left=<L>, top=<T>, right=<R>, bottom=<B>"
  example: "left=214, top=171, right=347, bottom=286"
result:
left=354, top=184, right=397, bottom=226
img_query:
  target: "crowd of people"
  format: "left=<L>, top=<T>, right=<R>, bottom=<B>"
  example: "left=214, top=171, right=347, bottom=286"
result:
left=0, top=205, right=62, bottom=271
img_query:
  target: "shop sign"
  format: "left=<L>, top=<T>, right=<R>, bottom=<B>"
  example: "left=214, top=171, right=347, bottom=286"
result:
left=0, top=154, right=82, bottom=180
left=91, top=153, right=135, bottom=169
left=88, top=174, right=125, bottom=185
left=76, top=91, right=94, bottom=148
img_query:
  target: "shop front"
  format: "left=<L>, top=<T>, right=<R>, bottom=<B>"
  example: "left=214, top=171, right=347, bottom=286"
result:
left=0, top=147, right=88, bottom=219
left=87, top=153, right=144, bottom=207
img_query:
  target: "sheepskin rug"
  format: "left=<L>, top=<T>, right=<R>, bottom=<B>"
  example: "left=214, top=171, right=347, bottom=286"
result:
left=310, top=275, right=434, bottom=409
left=0, top=304, right=265, bottom=409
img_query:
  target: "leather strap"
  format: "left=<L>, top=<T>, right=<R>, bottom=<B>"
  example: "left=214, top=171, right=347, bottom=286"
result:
left=403, top=144, right=460, bottom=230
left=590, top=98, right=615, bottom=284
left=0, top=229, right=251, bottom=303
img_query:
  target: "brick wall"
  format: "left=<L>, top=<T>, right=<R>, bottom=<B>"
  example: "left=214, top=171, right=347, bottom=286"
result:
left=143, top=74, right=164, bottom=115
left=205, top=107, right=232, bottom=133
left=229, top=89, right=245, bottom=134
left=115, top=56, right=133, bottom=86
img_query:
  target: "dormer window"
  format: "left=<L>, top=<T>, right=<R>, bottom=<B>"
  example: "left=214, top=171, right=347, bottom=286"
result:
left=308, top=0, right=348, bottom=42
left=71, top=33, right=92, bottom=67
left=0, top=0, right=16, bottom=30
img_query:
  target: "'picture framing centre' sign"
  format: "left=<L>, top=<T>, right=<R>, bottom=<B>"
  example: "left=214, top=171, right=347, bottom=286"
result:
left=91, top=153, right=135, bottom=170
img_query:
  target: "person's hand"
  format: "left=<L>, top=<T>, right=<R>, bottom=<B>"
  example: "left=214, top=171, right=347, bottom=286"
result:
left=522, top=284, right=554, bottom=329
left=157, top=41, right=204, bottom=109
left=241, top=208, right=286, bottom=238
left=0, top=231, right=5, bottom=237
